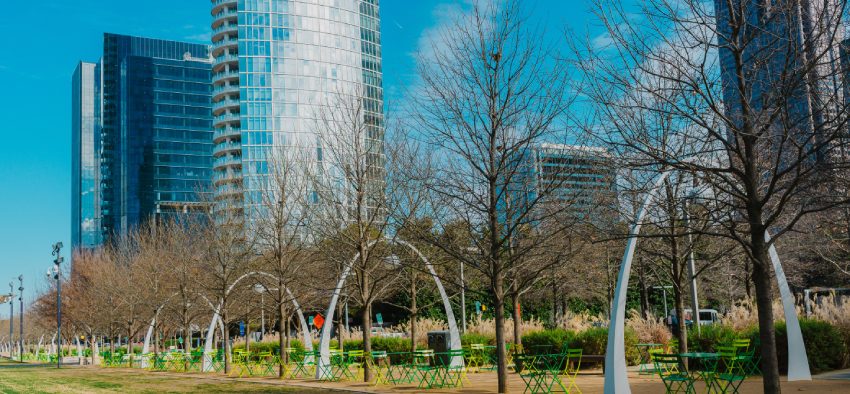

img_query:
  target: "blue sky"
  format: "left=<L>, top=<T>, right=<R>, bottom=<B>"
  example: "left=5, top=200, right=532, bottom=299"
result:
left=0, top=0, right=603, bottom=303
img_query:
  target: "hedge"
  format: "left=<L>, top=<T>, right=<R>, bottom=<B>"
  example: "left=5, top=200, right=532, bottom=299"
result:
left=520, top=328, right=640, bottom=366
left=232, top=339, right=305, bottom=354
left=765, top=319, right=846, bottom=374
left=685, top=319, right=847, bottom=374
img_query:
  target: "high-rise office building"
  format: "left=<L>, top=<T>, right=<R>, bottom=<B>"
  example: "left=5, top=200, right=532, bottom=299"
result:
left=72, top=33, right=214, bottom=249
left=498, top=144, right=616, bottom=227
left=715, top=0, right=845, bottom=160
left=210, top=0, right=384, bottom=220
left=72, top=62, right=102, bottom=250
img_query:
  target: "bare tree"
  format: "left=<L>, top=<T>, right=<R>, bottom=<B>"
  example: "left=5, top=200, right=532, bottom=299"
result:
left=407, top=1, right=574, bottom=391
left=307, top=84, right=402, bottom=382
left=198, top=209, right=254, bottom=374
left=253, top=145, right=312, bottom=375
left=576, top=0, right=850, bottom=391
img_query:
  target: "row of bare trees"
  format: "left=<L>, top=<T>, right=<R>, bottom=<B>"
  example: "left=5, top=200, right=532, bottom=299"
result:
left=21, top=2, right=850, bottom=394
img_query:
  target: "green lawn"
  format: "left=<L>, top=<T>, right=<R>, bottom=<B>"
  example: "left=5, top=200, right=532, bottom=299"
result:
left=0, top=365, right=336, bottom=394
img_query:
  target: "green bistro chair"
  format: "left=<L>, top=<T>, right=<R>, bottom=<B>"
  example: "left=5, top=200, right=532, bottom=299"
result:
left=667, top=339, right=680, bottom=354
left=517, top=353, right=567, bottom=394
left=442, top=349, right=467, bottom=388
left=466, top=344, right=486, bottom=373
left=739, top=344, right=760, bottom=376
left=705, top=350, right=748, bottom=394
left=343, top=350, right=364, bottom=381
left=515, top=354, right=548, bottom=393
left=254, top=351, right=276, bottom=376
left=561, top=348, right=583, bottom=393
left=413, top=349, right=441, bottom=389
left=369, top=350, right=391, bottom=385
left=652, top=353, right=695, bottom=394
left=716, top=346, right=746, bottom=374
left=286, top=349, right=311, bottom=378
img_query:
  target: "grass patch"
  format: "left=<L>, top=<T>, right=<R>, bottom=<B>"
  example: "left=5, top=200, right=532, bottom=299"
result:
left=0, top=365, right=333, bottom=393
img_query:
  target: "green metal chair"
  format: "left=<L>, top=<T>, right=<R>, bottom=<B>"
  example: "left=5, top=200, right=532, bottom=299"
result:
left=705, top=350, right=748, bottom=394
left=652, top=353, right=695, bottom=394
left=561, top=348, right=582, bottom=393
left=369, top=351, right=391, bottom=385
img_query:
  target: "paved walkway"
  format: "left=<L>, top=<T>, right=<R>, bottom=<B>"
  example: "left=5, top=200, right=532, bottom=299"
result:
left=149, top=368, right=850, bottom=393
left=816, top=368, right=850, bottom=381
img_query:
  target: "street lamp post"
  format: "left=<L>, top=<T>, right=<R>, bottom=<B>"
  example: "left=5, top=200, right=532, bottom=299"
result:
left=51, top=242, right=63, bottom=368
left=253, top=284, right=265, bottom=341
left=652, top=285, right=673, bottom=318
left=18, top=275, right=23, bottom=361
left=8, top=282, right=13, bottom=360
left=460, top=261, right=466, bottom=333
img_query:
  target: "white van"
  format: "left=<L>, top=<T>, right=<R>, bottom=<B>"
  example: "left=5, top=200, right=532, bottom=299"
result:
left=684, top=309, right=720, bottom=326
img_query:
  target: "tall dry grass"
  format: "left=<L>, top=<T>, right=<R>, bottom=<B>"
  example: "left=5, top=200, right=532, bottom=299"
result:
left=466, top=316, right=546, bottom=340
left=626, top=310, right=672, bottom=344
left=395, top=317, right=448, bottom=347
left=808, top=295, right=850, bottom=351
left=555, top=311, right=607, bottom=332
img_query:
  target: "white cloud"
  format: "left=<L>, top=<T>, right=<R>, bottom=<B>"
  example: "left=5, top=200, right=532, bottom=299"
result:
left=184, top=32, right=211, bottom=43
left=413, top=2, right=468, bottom=62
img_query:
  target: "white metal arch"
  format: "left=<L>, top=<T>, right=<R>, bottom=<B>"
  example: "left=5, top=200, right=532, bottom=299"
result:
left=603, top=171, right=810, bottom=394
left=316, top=238, right=463, bottom=379
left=201, top=271, right=313, bottom=372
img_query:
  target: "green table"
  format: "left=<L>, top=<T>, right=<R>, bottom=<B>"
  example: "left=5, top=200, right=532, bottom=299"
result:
left=515, top=353, right=570, bottom=394
left=679, top=352, right=719, bottom=392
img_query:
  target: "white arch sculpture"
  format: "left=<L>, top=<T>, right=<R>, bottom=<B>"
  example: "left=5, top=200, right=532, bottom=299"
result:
left=603, top=171, right=810, bottom=394
left=316, top=238, right=463, bottom=379
left=200, top=271, right=313, bottom=372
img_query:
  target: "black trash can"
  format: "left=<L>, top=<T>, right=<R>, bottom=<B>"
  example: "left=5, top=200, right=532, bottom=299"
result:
left=427, top=330, right=451, bottom=366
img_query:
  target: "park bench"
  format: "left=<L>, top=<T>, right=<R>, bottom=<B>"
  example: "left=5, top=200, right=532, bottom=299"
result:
left=580, top=354, right=605, bottom=373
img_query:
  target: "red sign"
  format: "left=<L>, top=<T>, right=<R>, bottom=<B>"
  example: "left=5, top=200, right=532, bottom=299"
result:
left=313, top=313, right=325, bottom=329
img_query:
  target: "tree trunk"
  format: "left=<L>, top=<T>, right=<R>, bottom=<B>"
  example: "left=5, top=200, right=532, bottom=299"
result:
left=410, top=272, right=418, bottom=352
left=222, top=310, right=231, bottom=374
left=638, top=259, right=650, bottom=317
left=184, top=308, right=192, bottom=353
left=361, top=303, right=373, bottom=382
left=127, top=326, right=132, bottom=357
left=512, top=291, right=522, bottom=346
left=89, top=333, right=98, bottom=366
left=674, top=287, right=687, bottom=355
left=752, top=234, right=780, bottom=393
left=338, top=301, right=345, bottom=352
left=284, top=298, right=289, bottom=379
left=494, top=285, right=508, bottom=393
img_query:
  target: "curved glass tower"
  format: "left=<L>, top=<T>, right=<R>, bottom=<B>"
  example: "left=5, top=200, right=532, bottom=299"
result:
left=210, top=0, right=383, bottom=220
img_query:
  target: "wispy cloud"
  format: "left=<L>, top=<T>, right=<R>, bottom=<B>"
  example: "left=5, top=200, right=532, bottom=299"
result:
left=414, top=1, right=472, bottom=62
left=184, top=33, right=211, bottom=43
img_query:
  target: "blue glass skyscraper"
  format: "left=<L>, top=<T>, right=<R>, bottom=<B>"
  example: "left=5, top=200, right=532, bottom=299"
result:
left=715, top=0, right=845, bottom=161
left=210, top=0, right=384, bottom=220
left=72, top=33, right=214, bottom=249
left=72, top=62, right=102, bottom=250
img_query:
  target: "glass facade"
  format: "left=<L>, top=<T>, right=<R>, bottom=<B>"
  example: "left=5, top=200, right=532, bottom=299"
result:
left=499, top=144, right=616, bottom=226
left=71, top=62, right=102, bottom=250
left=95, top=33, right=213, bottom=239
left=211, top=0, right=384, bottom=221
left=715, top=0, right=844, bottom=161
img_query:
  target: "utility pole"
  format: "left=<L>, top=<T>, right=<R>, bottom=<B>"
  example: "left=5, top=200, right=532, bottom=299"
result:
left=52, top=242, right=63, bottom=368
left=18, top=275, right=23, bottom=361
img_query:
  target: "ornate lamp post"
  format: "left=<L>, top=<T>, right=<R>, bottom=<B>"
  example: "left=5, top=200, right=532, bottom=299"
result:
left=18, top=275, right=23, bottom=361
left=51, top=242, right=63, bottom=368
left=7, top=282, right=13, bottom=360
